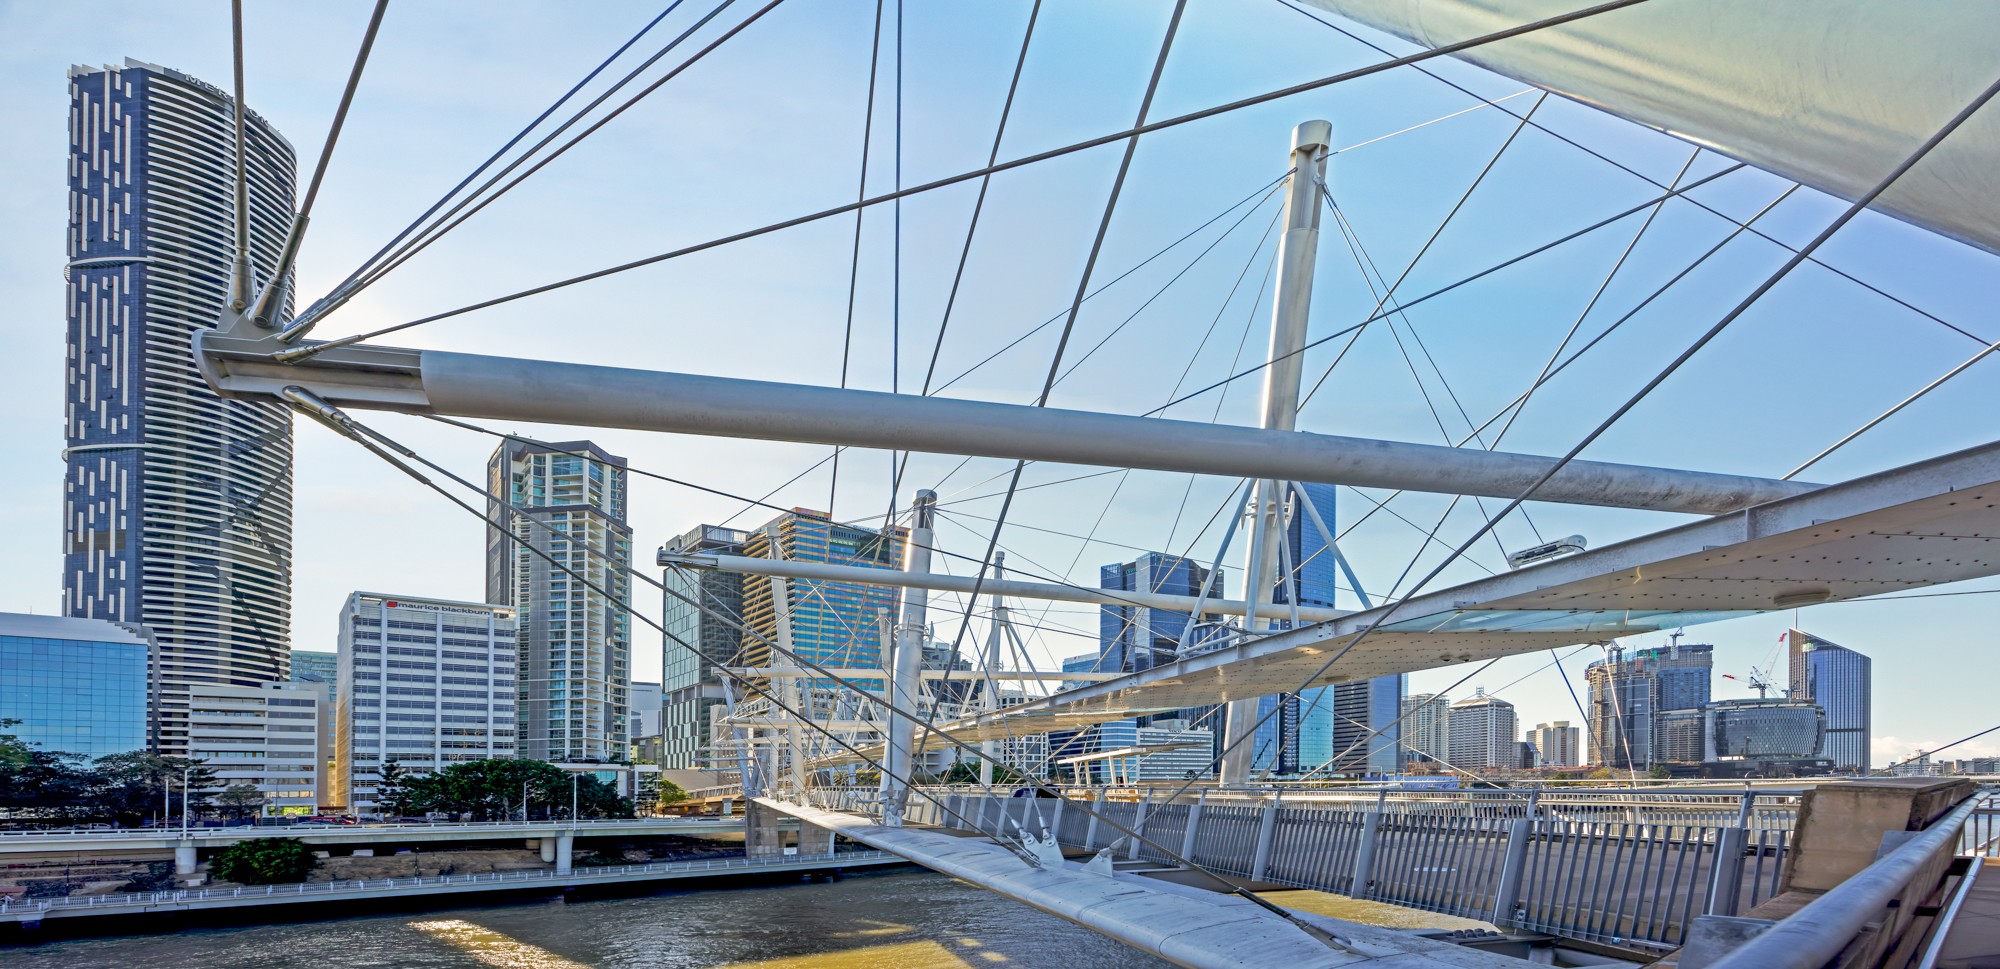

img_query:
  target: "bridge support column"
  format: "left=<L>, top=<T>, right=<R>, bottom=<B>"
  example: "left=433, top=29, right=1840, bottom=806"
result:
left=1047, top=795, right=1065, bottom=841
left=800, top=823, right=835, bottom=858
left=1083, top=793, right=1102, bottom=849
left=1705, top=825, right=1749, bottom=916
left=537, top=839, right=555, bottom=863
left=555, top=835, right=574, bottom=875
left=746, top=798, right=787, bottom=857
left=1490, top=817, right=1534, bottom=927
left=1350, top=811, right=1383, bottom=899
left=1250, top=795, right=1280, bottom=881
left=174, top=842, right=198, bottom=877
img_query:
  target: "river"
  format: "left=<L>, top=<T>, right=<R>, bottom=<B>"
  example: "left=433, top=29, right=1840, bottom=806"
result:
left=0, top=869, right=1176, bottom=969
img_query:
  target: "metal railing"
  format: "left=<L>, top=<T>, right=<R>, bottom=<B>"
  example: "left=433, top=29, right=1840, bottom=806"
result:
left=1958, top=805, right=2000, bottom=856
left=0, top=850, right=898, bottom=918
left=0, top=817, right=734, bottom=842
left=1707, top=795, right=1986, bottom=969
left=930, top=792, right=1791, bottom=951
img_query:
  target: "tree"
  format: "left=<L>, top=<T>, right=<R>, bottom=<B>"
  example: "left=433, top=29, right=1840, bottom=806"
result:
left=0, top=720, right=92, bottom=819
left=1646, top=764, right=1673, bottom=780
left=1586, top=766, right=1617, bottom=780
left=655, top=778, right=689, bottom=812
left=209, top=838, right=317, bottom=885
left=91, top=752, right=218, bottom=827
left=375, top=758, right=412, bottom=817
left=217, top=783, right=267, bottom=820
left=399, top=759, right=634, bottom=820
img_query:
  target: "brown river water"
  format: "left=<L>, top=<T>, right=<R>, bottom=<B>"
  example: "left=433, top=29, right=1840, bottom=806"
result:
left=0, top=869, right=1178, bottom=969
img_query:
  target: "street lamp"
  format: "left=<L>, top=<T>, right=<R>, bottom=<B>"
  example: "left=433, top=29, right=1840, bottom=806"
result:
left=180, top=765, right=192, bottom=836
left=570, top=773, right=579, bottom=823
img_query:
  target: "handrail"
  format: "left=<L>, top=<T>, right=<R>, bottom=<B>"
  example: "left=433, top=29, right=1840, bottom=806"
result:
left=0, top=818, right=738, bottom=840
left=0, top=850, right=898, bottom=915
left=1707, top=794, right=1984, bottom=969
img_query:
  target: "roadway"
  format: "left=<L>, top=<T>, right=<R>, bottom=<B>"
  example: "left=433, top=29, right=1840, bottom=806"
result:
left=0, top=818, right=759, bottom=855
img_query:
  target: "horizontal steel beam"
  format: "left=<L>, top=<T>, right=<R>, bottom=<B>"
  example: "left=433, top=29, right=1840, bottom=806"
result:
left=661, top=551, right=1349, bottom=622
left=729, top=666, right=1124, bottom=682
left=198, top=333, right=1816, bottom=514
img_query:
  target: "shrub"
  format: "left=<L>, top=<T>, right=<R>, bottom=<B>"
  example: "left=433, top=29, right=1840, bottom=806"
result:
left=209, top=837, right=318, bottom=885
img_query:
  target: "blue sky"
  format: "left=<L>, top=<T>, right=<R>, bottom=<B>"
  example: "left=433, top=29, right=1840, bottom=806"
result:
left=2, top=0, right=1995, bottom=767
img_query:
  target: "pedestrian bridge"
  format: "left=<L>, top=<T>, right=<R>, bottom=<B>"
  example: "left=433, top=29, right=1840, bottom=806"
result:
left=0, top=817, right=750, bottom=855
left=760, top=779, right=2000, bottom=968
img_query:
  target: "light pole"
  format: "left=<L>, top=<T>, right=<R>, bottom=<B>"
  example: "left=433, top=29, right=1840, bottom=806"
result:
left=570, top=774, right=579, bottom=823
left=523, top=781, right=531, bottom=822
left=180, top=765, right=192, bottom=836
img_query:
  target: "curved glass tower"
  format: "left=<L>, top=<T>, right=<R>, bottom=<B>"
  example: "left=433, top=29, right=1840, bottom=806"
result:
left=63, top=59, right=296, bottom=755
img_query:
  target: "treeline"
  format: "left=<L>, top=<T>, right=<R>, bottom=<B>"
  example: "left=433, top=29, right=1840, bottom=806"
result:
left=0, top=723, right=251, bottom=825
left=375, top=758, right=640, bottom=820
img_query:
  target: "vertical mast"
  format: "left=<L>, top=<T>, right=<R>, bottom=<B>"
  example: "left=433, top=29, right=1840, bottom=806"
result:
left=1220, top=121, right=1331, bottom=786
left=881, top=489, right=936, bottom=825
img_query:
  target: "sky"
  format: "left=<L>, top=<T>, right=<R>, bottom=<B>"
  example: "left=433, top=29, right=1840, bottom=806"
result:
left=2, top=0, right=1996, bottom=768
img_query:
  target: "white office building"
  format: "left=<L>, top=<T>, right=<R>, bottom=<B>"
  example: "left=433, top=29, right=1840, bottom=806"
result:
left=336, top=593, right=518, bottom=813
left=1446, top=692, right=1518, bottom=772
left=1530, top=721, right=1583, bottom=768
left=187, top=682, right=320, bottom=816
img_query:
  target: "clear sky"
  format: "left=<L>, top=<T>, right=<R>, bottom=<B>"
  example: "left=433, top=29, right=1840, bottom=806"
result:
left=2, top=0, right=1995, bottom=768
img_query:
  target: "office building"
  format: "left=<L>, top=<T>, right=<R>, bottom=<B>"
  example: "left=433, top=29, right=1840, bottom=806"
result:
left=1406, top=693, right=1451, bottom=767
left=487, top=440, right=632, bottom=764
left=1100, top=552, right=1215, bottom=675
left=335, top=593, right=518, bottom=813
left=1655, top=708, right=1707, bottom=764
left=630, top=680, right=663, bottom=739
left=1279, top=483, right=1401, bottom=776
left=187, top=682, right=319, bottom=816
left=1445, top=691, right=1516, bottom=771
left=1059, top=652, right=1101, bottom=693
left=63, top=59, right=298, bottom=757
left=1788, top=629, right=1871, bottom=771
left=659, top=524, right=750, bottom=769
left=1529, top=721, right=1581, bottom=768
left=1054, top=718, right=1214, bottom=784
left=0, top=614, right=152, bottom=757
left=736, top=508, right=904, bottom=699
left=288, top=650, right=338, bottom=803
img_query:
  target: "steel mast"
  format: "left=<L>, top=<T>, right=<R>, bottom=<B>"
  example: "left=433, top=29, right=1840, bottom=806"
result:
left=1220, top=121, right=1331, bottom=786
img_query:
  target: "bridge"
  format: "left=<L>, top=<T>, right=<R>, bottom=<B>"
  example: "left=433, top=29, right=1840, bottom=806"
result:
left=157, top=0, right=2000, bottom=966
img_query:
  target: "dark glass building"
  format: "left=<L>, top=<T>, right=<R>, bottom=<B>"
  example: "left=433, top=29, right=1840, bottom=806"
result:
left=1788, top=629, right=1871, bottom=771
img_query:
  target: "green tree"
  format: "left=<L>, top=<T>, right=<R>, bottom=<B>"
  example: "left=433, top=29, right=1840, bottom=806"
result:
left=1586, top=766, right=1617, bottom=780
left=0, top=720, right=93, bottom=819
left=400, top=759, right=633, bottom=820
left=91, top=752, right=218, bottom=827
left=216, top=783, right=267, bottom=820
left=655, top=778, right=689, bottom=812
left=209, top=838, right=318, bottom=885
left=375, top=758, right=412, bottom=817
left=1646, top=764, right=1673, bottom=780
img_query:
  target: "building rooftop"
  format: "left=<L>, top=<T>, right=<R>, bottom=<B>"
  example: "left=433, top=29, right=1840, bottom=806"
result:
left=0, top=613, right=150, bottom=645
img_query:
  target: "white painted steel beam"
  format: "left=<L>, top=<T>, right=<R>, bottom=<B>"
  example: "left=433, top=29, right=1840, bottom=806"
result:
left=1300, top=0, right=2000, bottom=255
left=824, top=438, right=2000, bottom=755
left=659, top=550, right=1350, bottom=623
left=195, top=331, right=1815, bottom=515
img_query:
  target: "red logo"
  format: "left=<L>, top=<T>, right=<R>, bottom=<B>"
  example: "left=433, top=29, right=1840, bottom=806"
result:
left=386, top=601, right=398, bottom=608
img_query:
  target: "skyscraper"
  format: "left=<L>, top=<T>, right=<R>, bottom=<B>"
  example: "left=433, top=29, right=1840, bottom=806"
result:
left=659, top=524, right=750, bottom=769
left=486, top=441, right=632, bottom=763
left=1529, top=721, right=1582, bottom=768
left=1276, top=483, right=1401, bottom=777
left=1585, top=640, right=1714, bottom=768
left=1099, top=552, right=1214, bottom=675
left=736, top=508, right=904, bottom=702
left=289, top=650, right=339, bottom=798
left=1405, top=693, right=1451, bottom=767
left=1446, top=692, right=1517, bottom=771
left=1788, top=629, right=1871, bottom=771
left=64, top=59, right=297, bottom=757
left=0, top=614, right=153, bottom=758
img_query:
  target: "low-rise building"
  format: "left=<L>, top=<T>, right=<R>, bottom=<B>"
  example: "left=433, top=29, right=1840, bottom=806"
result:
left=0, top=614, right=153, bottom=758
left=187, top=682, right=321, bottom=816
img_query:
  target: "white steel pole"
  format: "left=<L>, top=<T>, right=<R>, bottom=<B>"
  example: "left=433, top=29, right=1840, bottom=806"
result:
left=980, top=551, right=1007, bottom=788
left=882, top=490, right=937, bottom=826
left=1222, top=121, right=1331, bottom=786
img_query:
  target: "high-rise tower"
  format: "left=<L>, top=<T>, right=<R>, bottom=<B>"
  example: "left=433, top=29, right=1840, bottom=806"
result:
left=63, top=59, right=297, bottom=755
left=1788, top=629, right=1871, bottom=771
left=486, top=440, right=632, bottom=763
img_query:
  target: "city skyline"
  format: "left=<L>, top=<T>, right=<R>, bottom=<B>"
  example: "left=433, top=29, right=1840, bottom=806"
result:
left=3, top=3, right=1996, bottom=771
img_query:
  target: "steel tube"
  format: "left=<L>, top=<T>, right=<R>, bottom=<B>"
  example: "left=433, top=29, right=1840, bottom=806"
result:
left=659, top=550, right=1349, bottom=623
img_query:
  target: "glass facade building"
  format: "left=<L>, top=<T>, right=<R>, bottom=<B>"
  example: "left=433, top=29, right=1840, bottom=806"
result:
left=1705, top=698, right=1823, bottom=761
left=63, top=60, right=298, bottom=757
left=1788, top=629, right=1871, bottom=770
left=487, top=441, right=632, bottom=764
left=737, top=508, right=904, bottom=699
left=0, top=614, right=151, bottom=757
left=659, top=524, right=750, bottom=769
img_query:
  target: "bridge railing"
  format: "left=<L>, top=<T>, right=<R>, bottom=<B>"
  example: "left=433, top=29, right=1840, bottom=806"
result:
left=937, top=792, right=1793, bottom=952
left=0, top=850, right=900, bottom=918
left=0, top=817, right=727, bottom=842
